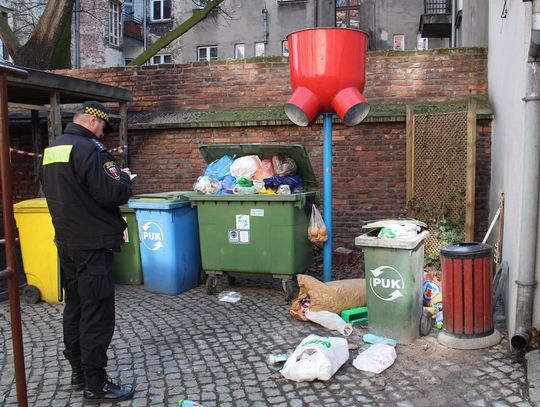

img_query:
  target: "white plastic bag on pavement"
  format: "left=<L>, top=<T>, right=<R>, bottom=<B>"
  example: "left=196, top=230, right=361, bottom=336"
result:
left=304, top=309, right=353, bottom=336
left=280, top=334, right=349, bottom=382
left=352, top=343, right=397, bottom=374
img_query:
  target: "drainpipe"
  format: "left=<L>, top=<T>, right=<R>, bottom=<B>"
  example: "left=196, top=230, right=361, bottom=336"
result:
left=143, top=0, right=147, bottom=51
left=262, top=8, right=269, bottom=44
left=511, top=0, right=540, bottom=350
left=74, top=0, right=80, bottom=68
left=450, top=0, right=456, bottom=48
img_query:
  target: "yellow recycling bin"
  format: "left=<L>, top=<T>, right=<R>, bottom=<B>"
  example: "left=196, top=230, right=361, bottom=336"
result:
left=13, top=198, right=59, bottom=304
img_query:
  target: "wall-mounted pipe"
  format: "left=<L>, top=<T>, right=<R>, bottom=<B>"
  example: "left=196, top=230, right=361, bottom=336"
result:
left=74, top=0, right=80, bottom=68
left=262, top=8, right=269, bottom=44
left=512, top=0, right=540, bottom=350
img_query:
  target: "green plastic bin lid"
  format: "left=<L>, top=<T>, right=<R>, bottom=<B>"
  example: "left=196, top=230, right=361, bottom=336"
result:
left=128, top=191, right=196, bottom=210
left=13, top=198, right=49, bottom=212
left=198, top=144, right=318, bottom=190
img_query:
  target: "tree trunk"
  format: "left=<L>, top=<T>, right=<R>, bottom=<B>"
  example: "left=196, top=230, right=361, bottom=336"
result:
left=14, top=0, right=74, bottom=69
left=129, top=0, right=225, bottom=66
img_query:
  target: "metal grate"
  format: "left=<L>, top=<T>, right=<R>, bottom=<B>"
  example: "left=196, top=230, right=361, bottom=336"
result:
left=424, top=0, right=451, bottom=14
left=410, top=111, right=468, bottom=255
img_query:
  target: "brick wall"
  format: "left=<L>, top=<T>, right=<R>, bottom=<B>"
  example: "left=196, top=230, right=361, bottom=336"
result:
left=55, top=48, right=488, bottom=113
left=7, top=48, right=490, bottom=249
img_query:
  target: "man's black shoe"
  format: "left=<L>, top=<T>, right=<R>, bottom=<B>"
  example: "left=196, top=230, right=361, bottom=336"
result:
left=71, top=369, right=85, bottom=391
left=82, top=379, right=135, bottom=404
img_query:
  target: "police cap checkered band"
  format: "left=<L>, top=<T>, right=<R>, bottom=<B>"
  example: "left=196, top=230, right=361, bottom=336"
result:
left=80, top=101, right=111, bottom=125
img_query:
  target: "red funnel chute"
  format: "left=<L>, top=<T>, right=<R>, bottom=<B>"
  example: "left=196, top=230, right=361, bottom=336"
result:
left=285, top=28, right=370, bottom=126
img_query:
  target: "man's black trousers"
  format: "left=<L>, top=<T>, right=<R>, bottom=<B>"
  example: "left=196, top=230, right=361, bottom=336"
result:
left=58, top=246, right=115, bottom=389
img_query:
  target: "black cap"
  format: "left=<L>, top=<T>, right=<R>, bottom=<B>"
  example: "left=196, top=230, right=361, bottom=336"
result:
left=80, top=101, right=113, bottom=132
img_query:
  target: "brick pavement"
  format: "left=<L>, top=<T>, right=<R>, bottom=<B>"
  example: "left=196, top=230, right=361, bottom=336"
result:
left=0, top=280, right=534, bottom=406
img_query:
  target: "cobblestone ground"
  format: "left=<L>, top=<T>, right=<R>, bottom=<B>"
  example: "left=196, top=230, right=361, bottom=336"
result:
left=0, top=279, right=533, bottom=407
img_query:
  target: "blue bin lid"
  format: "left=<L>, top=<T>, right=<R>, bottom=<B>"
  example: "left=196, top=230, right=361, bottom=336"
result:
left=128, top=191, right=195, bottom=210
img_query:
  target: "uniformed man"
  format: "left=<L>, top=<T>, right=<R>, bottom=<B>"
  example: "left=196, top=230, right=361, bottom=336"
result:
left=41, top=101, right=135, bottom=404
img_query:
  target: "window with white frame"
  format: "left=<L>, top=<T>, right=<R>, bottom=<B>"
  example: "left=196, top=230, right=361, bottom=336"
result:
left=234, top=43, right=245, bottom=59
left=255, top=42, right=265, bottom=57
left=282, top=40, right=289, bottom=57
left=109, top=1, right=121, bottom=46
left=150, top=54, right=172, bottom=65
left=151, top=0, right=171, bottom=21
left=416, top=34, right=429, bottom=51
left=0, top=11, right=11, bottom=61
left=197, top=46, right=217, bottom=61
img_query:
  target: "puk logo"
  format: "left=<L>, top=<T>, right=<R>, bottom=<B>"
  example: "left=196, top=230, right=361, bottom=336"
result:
left=141, top=221, right=164, bottom=251
left=369, top=266, right=405, bottom=302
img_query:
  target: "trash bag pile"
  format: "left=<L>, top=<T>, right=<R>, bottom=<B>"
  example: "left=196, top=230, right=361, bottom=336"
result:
left=193, top=153, right=305, bottom=195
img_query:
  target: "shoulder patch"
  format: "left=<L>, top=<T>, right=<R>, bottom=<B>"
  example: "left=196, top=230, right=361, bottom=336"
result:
left=103, top=161, right=121, bottom=180
left=88, top=138, right=107, bottom=152
left=42, top=145, right=73, bottom=165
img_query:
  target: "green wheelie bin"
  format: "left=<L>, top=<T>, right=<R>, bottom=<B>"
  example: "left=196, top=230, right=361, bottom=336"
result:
left=113, top=205, right=143, bottom=285
left=355, top=219, right=429, bottom=344
left=189, top=144, right=318, bottom=301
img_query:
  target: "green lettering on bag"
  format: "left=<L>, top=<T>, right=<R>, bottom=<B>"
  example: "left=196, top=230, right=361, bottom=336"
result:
left=42, top=145, right=73, bottom=165
left=303, top=339, right=332, bottom=348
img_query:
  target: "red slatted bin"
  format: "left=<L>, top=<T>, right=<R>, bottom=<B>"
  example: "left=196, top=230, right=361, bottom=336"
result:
left=440, top=243, right=494, bottom=337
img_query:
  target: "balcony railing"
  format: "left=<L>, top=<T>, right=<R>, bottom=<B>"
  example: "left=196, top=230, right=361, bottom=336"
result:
left=424, top=0, right=451, bottom=14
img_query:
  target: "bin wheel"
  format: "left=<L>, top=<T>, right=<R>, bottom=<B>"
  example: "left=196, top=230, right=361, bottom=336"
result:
left=205, top=276, right=218, bottom=295
left=227, top=275, right=236, bottom=286
left=420, top=310, right=433, bottom=336
left=22, top=285, right=40, bottom=304
left=282, top=279, right=297, bottom=302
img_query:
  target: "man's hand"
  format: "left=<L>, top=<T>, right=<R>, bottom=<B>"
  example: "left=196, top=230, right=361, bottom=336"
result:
left=121, top=167, right=137, bottom=180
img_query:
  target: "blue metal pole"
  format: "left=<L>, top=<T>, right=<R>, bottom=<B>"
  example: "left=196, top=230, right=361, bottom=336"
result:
left=323, top=113, right=333, bottom=282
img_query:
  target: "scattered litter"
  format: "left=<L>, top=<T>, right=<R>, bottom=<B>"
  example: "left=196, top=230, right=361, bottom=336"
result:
left=352, top=343, right=397, bottom=374
left=341, top=306, right=368, bottom=327
left=218, top=291, right=242, bottom=303
left=304, top=309, right=353, bottom=336
left=280, top=334, right=349, bottom=382
left=266, top=351, right=292, bottom=364
left=362, top=333, right=397, bottom=347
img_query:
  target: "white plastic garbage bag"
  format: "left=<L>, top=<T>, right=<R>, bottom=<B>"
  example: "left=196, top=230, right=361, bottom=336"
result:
left=229, top=155, right=262, bottom=180
left=304, top=309, right=353, bottom=336
left=352, top=343, right=397, bottom=374
left=280, top=334, right=349, bottom=382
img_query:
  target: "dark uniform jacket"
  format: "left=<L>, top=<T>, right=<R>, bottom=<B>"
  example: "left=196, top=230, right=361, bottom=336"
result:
left=41, top=123, right=132, bottom=250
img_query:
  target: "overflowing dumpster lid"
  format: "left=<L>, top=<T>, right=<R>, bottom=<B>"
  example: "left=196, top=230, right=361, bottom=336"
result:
left=355, top=230, right=429, bottom=250
left=198, top=144, right=318, bottom=190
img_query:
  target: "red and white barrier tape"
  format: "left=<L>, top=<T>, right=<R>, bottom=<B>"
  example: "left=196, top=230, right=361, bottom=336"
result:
left=9, top=145, right=127, bottom=158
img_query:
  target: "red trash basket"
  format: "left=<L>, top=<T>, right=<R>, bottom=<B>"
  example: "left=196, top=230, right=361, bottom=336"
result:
left=440, top=242, right=494, bottom=337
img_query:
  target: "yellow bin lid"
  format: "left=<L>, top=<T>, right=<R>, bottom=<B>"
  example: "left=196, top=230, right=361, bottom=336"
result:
left=13, top=198, right=49, bottom=213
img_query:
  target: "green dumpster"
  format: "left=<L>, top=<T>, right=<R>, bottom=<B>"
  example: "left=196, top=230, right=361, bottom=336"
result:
left=189, top=144, right=318, bottom=300
left=355, top=220, right=429, bottom=344
left=113, top=205, right=143, bottom=285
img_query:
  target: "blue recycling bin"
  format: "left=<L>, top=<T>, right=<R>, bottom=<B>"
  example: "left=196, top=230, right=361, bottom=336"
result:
left=128, top=191, right=201, bottom=295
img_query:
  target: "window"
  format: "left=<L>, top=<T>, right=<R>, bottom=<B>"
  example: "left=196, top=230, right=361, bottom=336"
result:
left=0, top=11, right=11, bottom=61
left=393, top=34, right=405, bottom=51
left=336, top=0, right=360, bottom=29
left=124, top=0, right=133, bottom=17
left=282, top=40, right=289, bottom=57
left=193, top=0, right=205, bottom=9
left=416, top=34, right=429, bottom=50
left=109, top=1, right=121, bottom=46
left=197, top=46, right=217, bottom=61
left=255, top=42, right=265, bottom=57
left=150, top=54, right=172, bottom=65
left=234, top=44, right=245, bottom=59
left=151, top=0, right=171, bottom=21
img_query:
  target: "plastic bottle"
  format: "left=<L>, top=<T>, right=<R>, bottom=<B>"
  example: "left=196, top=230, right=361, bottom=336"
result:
left=178, top=400, right=204, bottom=407
left=435, top=310, right=443, bottom=329
left=266, top=351, right=292, bottom=364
